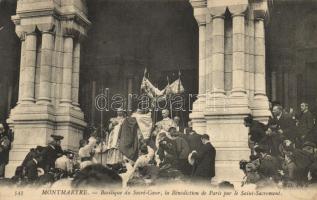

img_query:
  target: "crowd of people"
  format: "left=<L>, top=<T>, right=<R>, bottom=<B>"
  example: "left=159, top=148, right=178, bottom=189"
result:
left=241, top=102, right=317, bottom=188
left=2, top=101, right=317, bottom=189
left=0, top=108, right=216, bottom=188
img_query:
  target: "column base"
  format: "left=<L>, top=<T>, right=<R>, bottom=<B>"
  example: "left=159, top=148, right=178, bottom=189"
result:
left=60, top=99, right=73, bottom=107
left=19, top=98, right=35, bottom=104
left=230, top=89, right=247, bottom=97
left=72, top=103, right=82, bottom=111
left=204, top=114, right=250, bottom=185
left=36, top=98, right=51, bottom=105
left=5, top=104, right=87, bottom=178
left=252, top=94, right=271, bottom=123
left=5, top=104, right=55, bottom=178
left=55, top=106, right=87, bottom=150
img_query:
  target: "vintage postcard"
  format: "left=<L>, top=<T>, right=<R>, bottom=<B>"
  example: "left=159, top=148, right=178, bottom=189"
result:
left=1, top=0, right=317, bottom=199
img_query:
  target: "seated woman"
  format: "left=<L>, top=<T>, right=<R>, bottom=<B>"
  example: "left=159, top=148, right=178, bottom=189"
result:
left=78, top=137, right=97, bottom=170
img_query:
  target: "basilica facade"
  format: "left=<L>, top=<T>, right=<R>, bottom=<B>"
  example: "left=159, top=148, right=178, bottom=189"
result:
left=1, top=0, right=317, bottom=182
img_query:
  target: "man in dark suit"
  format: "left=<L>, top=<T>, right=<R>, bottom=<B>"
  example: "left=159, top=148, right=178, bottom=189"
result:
left=41, top=135, right=64, bottom=172
left=183, top=121, right=203, bottom=152
left=298, top=102, right=315, bottom=143
left=169, top=127, right=190, bottom=175
left=191, top=134, right=216, bottom=182
left=269, top=105, right=297, bottom=142
left=25, top=154, right=43, bottom=183
left=244, top=114, right=266, bottom=155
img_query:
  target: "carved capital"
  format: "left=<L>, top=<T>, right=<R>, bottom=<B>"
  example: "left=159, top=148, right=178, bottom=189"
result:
left=61, top=14, right=90, bottom=42
left=62, top=20, right=79, bottom=38
left=252, top=0, right=268, bottom=20
left=228, top=4, right=248, bottom=16
left=189, top=0, right=207, bottom=9
left=191, top=0, right=208, bottom=26
left=15, top=25, right=26, bottom=41
left=20, top=24, right=37, bottom=34
left=209, top=6, right=227, bottom=18
left=11, top=15, right=21, bottom=26
left=195, top=14, right=207, bottom=26
left=37, top=23, right=56, bottom=35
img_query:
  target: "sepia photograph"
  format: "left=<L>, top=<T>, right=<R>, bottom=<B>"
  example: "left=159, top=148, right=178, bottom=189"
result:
left=1, top=0, right=317, bottom=199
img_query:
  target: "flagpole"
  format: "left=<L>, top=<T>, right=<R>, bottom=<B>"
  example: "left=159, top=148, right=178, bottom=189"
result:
left=166, top=75, right=172, bottom=119
left=178, top=69, right=185, bottom=129
left=100, top=87, right=104, bottom=166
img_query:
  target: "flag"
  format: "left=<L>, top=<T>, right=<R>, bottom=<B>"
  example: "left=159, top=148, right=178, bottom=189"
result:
left=165, top=78, right=184, bottom=94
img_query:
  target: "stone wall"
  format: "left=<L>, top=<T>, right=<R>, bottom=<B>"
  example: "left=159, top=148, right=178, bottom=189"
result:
left=6, top=0, right=90, bottom=177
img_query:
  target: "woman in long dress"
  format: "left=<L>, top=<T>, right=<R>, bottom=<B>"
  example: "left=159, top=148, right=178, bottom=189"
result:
left=104, top=109, right=125, bottom=170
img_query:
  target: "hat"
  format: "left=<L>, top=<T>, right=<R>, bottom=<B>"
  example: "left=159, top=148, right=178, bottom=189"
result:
left=302, top=141, right=316, bottom=148
left=201, top=134, right=210, bottom=140
left=64, top=149, right=74, bottom=155
left=140, top=145, right=148, bottom=154
left=254, top=144, right=268, bottom=153
left=50, top=134, right=64, bottom=141
left=244, top=114, right=253, bottom=124
left=188, top=151, right=196, bottom=166
left=245, top=163, right=257, bottom=172
left=116, top=108, right=126, bottom=112
left=64, top=149, right=75, bottom=158
left=35, top=146, right=45, bottom=152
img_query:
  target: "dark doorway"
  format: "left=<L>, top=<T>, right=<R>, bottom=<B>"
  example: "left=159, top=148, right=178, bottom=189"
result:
left=79, top=0, right=198, bottom=130
left=0, top=0, right=20, bottom=123
left=266, top=0, right=317, bottom=113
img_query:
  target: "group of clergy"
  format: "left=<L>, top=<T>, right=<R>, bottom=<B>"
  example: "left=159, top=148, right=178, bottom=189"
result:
left=78, top=108, right=216, bottom=183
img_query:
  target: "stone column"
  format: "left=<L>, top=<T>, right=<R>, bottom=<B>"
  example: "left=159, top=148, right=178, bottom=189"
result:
left=37, top=31, right=55, bottom=104
left=249, top=19, right=255, bottom=100
left=211, top=15, right=225, bottom=95
left=72, top=41, right=80, bottom=108
left=21, top=32, right=37, bottom=103
left=271, top=71, right=277, bottom=101
left=205, top=19, right=213, bottom=93
left=127, top=75, right=134, bottom=112
left=252, top=14, right=270, bottom=120
left=254, top=18, right=266, bottom=97
left=17, top=34, right=26, bottom=104
left=60, top=36, right=74, bottom=106
left=189, top=1, right=208, bottom=135
left=231, top=12, right=246, bottom=96
left=198, top=21, right=206, bottom=95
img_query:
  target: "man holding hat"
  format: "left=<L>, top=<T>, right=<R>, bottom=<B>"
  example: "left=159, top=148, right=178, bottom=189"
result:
left=41, top=134, right=64, bottom=172
left=191, top=134, right=216, bottom=181
left=302, top=141, right=316, bottom=156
